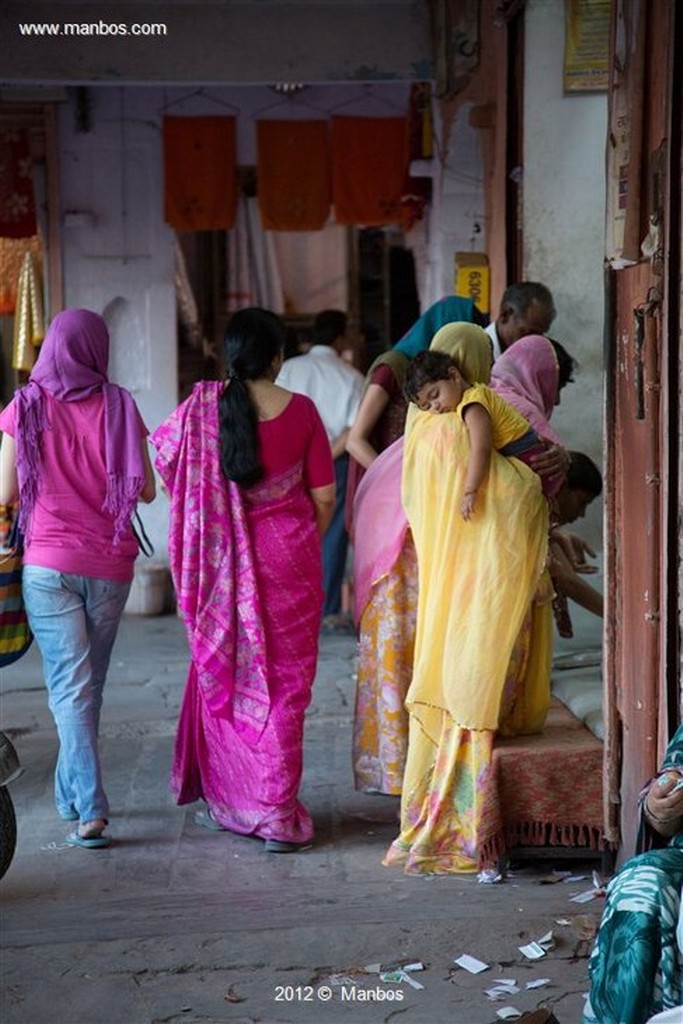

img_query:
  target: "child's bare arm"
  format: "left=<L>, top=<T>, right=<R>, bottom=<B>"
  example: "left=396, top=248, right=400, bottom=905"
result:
left=461, top=403, right=492, bottom=520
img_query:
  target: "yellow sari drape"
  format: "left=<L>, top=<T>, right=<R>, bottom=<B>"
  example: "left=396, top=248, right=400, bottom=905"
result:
left=403, top=411, right=548, bottom=734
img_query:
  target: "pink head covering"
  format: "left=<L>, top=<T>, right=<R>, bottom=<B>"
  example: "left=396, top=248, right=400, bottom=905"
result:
left=490, top=334, right=562, bottom=445
left=15, top=308, right=145, bottom=543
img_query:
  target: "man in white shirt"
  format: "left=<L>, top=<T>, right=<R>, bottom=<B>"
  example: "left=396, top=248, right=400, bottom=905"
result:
left=486, top=281, right=556, bottom=360
left=277, top=309, right=364, bottom=620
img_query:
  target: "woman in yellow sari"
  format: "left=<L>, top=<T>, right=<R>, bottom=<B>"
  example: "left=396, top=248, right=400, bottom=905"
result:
left=383, top=326, right=552, bottom=874
left=352, top=325, right=495, bottom=797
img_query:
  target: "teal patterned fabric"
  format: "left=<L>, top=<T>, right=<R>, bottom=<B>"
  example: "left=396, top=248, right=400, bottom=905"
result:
left=392, top=297, right=480, bottom=357
left=583, top=850, right=683, bottom=1023
left=584, top=725, right=683, bottom=1024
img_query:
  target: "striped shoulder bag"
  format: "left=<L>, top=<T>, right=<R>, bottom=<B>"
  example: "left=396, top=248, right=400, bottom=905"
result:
left=0, top=512, right=33, bottom=668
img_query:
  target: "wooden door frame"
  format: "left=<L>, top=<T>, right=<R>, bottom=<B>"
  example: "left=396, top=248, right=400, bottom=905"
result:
left=603, top=0, right=681, bottom=857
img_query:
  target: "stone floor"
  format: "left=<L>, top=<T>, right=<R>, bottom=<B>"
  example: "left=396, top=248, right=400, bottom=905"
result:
left=0, top=612, right=604, bottom=1024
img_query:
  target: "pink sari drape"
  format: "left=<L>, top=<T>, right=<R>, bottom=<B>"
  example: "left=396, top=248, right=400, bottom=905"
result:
left=352, top=435, right=409, bottom=627
left=151, top=382, right=322, bottom=842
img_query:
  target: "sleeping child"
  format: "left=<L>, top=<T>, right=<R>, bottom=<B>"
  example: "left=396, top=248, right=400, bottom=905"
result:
left=403, top=349, right=565, bottom=521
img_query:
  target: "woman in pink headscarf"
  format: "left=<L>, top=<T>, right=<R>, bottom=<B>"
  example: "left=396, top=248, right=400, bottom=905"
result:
left=490, top=333, right=575, bottom=450
left=491, top=333, right=580, bottom=637
left=0, top=309, right=156, bottom=849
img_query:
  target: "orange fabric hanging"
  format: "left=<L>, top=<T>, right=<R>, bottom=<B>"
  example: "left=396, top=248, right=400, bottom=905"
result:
left=163, top=117, right=236, bottom=231
left=331, top=116, right=409, bottom=226
left=257, top=120, right=330, bottom=231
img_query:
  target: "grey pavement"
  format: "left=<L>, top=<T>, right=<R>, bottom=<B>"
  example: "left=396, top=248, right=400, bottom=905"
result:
left=0, top=612, right=601, bottom=1024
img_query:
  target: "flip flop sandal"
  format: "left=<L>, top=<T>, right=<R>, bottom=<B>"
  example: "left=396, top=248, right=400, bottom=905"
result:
left=66, top=830, right=112, bottom=849
left=193, top=809, right=228, bottom=832
left=263, top=838, right=312, bottom=854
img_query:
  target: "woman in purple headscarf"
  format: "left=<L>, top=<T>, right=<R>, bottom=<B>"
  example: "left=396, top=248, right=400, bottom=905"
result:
left=0, top=309, right=156, bottom=849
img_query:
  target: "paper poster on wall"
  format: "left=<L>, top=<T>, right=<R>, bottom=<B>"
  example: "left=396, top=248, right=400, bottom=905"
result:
left=563, top=0, right=610, bottom=93
left=604, top=0, right=644, bottom=267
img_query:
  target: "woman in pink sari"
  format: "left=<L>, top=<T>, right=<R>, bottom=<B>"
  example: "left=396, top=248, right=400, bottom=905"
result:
left=151, top=308, right=334, bottom=853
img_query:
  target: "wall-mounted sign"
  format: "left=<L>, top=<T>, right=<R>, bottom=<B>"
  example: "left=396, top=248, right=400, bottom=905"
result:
left=564, top=0, right=610, bottom=93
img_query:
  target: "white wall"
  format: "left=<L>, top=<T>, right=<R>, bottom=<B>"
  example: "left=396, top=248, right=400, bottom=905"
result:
left=423, top=103, right=487, bottom=309
left=524, top=0, right=607, bottom=549
left=58, top=88, right=176, bottom=559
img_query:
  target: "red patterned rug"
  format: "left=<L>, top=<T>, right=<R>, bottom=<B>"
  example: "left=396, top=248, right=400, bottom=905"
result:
left=482, top=699, right=604, bottom=865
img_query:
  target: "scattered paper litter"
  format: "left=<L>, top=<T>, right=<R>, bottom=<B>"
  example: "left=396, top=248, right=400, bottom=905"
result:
left=402, top=962, right=424, bottom=972
left=519, top=941, right=546, bottom=960
left=327, top=974, right=359, bottom=986
left=526, top=977, right=551, bottom=989
left=570, top=869, right=606, bottom=903
left=570, top=889, right=599, bottom=904
left=379, top=970, right=403, bottom=983
left=454, top=954, right=489, bottom=974
left=555, top=918, right=571, bottom=926
left=379, top=968, right=424, bottom=990
left=519, top=930, right=554, bottom=960
left=563, top=874, right=588, bottom=883
left=592, top=870, right=606, bottom=894
left=497, top=1007, right=522, bottom=1020
left=485, top=980, right=520, bottom=1000
left=478, top=868, right=503, bottom=883
left=363, top=963, right=381, bottom=974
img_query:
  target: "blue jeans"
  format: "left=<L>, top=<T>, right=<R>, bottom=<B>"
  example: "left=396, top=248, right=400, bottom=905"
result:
left=22, top=567, right=131, bottom=823
left=322, top=455, right=350, bottom=616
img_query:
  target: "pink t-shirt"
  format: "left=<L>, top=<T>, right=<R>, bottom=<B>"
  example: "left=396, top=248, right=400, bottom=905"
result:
left=0, top=392, right=147, bottom=581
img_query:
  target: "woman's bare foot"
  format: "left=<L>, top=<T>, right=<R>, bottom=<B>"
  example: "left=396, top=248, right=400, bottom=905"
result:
left=78, top=818, right=107, bottom=838
left=66, top=818, right=111, bottom=849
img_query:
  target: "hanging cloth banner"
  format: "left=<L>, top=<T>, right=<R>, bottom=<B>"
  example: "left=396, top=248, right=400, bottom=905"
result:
left=0, top=127, right=37, bottom=239
left=331, top=116, right=409, bottom=226
left=0, top=235, right=41, bottom=315
left=12, top=250, right=44, bottom=372
left=163, top=117, right=236, bottom=231
left=257, top=120, right=331, bottom=231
